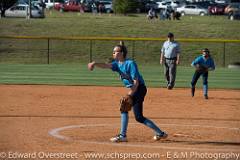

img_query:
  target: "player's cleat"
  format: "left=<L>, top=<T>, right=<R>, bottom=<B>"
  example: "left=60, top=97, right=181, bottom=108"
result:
left=167, top=85, right=173, bottom=90
left=204, top=95, right=208, bottom=99
left=110, top=134, right=127, bottom=142
left=191, top=87, right=195, bottom=97
left=153, top=132, right=168, bottom=141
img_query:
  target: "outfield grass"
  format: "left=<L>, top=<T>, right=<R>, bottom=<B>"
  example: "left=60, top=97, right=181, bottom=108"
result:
left=0, top=64, right=239, bottom=89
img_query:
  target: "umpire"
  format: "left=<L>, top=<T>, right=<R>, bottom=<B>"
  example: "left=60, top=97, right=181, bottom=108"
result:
left=160, top=32, right=181, bottom=89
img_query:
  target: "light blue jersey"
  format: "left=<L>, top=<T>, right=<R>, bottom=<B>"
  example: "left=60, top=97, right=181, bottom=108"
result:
left=191, top=56, right=215, bottom=71
left=111, top=59, right=145, bottom=88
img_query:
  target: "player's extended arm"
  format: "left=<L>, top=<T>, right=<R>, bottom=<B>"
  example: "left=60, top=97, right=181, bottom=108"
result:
left=88, top=61, right=112, bottom=71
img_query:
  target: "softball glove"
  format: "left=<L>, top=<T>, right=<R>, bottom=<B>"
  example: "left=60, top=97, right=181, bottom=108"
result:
left=120, top=95, right=133, bottom=112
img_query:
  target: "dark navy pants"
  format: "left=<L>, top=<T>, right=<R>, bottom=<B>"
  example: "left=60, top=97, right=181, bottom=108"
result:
left=120, top=84, right=164, bottom=136
left=191, top=71, right=208, bottom=95
left=132, top=84, right=147, bottom=123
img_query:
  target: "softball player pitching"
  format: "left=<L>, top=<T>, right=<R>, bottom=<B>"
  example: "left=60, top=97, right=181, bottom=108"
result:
left=191, top=48, right=215, bottom=99
left=88, top=41, right=168, bottom=142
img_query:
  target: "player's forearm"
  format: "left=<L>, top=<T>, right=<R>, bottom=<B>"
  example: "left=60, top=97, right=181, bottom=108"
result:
left=160, top=53, right=164, bottom=63
left=94, top=62, right=112, bottom=69
left=191, top=60, right=198, bottom=67
left=176, top=54, right=180, bottom=64
left=128, top=80, right=139, bottom=96
left=176, top=54, right=180, bottom=61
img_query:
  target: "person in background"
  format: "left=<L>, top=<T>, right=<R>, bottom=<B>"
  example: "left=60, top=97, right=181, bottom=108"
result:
left=91, top=2, right=97, bottom=14
left=147, top=8, right=158, bottom=20
left=191, top=48, right=215, bottom=99
left=160, top=32, right=181, bottom=90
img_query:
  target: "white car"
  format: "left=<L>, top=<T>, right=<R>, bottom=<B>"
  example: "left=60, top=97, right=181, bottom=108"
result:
left=100, top=1, right=113, bottom=13
left=215, top=0, right=227, bottom=4
left=44, top=0, right=61, bottom=9
left=5, top=4, right=44, bottom=18
left=177, top=4, right=209, bottom=16
left=157, top=1, right=181, bottom=9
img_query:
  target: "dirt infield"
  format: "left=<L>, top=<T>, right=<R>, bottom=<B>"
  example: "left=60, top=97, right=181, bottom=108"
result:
left=0, top=85, right=239, bottom=160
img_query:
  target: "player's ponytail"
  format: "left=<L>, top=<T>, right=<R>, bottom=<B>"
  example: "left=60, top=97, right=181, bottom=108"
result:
left=119, top=41, right=128, bottom=59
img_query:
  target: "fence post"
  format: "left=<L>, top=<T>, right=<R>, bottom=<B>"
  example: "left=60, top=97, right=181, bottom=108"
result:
left=132, top=40, right=135, bottom=60
left=223, top=42, right=226, bottom=67
left=89, top=40, right=93, bottom=62
left=47, top=38, right=50, bottom=64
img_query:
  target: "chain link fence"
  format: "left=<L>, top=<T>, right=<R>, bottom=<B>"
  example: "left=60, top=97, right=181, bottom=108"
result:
left=0, top=36, right=239, bottom=67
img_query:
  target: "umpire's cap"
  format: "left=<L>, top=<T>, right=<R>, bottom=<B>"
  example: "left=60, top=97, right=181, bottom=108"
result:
left=167, top=32, right=174, bottom=38
left=202, top=48, right=210, bottom=54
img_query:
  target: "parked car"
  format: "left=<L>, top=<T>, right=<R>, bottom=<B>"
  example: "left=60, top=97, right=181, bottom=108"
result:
left=224, top=3, right=240, bottom=15
left=54, top=0, right=86, bottom=12
left=208, top=3, right=227, bottom=15
left=19, top=0, right=46, bottom=9
left=31, top=0, right=46, bottom=9
left=189, top=1, right=216, bottom=9
left=80, top=0, right=94, bottom=12
left=157, top=0, right=181, bottom=9
left=5, top=4, right=44, bottom=18
left=44, top=0, right=62, bottom=9
left=228, top=10, right=240, bottom=20
left=215, top=0, right=228, bottom=4
left=54, top=2, right=62, bottom=10
left=98, top=1, right=113, bottom=13
left=145, top=1, right=159, bottom=10
left=177, top=4, right=209, bottom=16
left=136, top=0, right=159, bottom=13
left=26, top=0, right=63, bottom=9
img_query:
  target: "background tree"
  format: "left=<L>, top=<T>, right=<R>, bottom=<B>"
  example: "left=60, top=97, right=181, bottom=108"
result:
left=113, top=0, right=139, bottom=15
left=0, top=0, right=17, bottom=17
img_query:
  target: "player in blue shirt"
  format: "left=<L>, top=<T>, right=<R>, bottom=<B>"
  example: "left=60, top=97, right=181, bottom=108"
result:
left=191, top=48, right=215, bottom=99
left=88, top=41, right=167, bottom=142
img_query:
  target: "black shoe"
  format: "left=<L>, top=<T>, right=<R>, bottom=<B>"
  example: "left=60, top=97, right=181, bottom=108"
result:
left=204, top=95, right=208, bottom=99
left=167, top=85, right=173, bottom=90
left=191, top=88, right=195, bottom=97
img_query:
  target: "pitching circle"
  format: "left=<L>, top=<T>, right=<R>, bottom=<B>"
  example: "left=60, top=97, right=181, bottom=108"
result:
left=49, top=123, right=240, bottom=151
